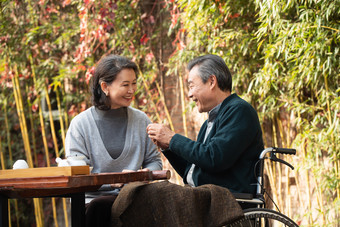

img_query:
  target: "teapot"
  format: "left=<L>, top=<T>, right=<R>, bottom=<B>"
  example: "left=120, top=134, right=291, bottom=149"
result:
left=56, top=155, right=87, bottom=167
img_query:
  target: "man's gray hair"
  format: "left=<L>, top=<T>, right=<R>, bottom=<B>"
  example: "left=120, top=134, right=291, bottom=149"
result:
left=187, top=54, right=232, bottom=92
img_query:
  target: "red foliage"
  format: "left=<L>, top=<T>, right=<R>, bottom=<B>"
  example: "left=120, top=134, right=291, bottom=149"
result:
left=32, top=104, right=38, bottom=113
left=146, top=52, right=154, bottom=64
left=140, top=34, right=149, bottom=45
left=85, top=66, right=95, bottom=84
left=62, top=0, right=71, bottom=7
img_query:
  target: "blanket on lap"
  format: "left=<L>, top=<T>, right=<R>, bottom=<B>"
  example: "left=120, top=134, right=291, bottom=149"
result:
left=111, top=181, right=244, bottom=227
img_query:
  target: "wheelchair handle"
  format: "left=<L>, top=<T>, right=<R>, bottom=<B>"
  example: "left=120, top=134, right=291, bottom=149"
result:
left=273, top=147, right=296, bottom=155
left=259, top=147, right=296, bottom=159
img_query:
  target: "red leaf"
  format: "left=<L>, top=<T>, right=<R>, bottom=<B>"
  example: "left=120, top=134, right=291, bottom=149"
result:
left=146, top=52, right=154, bottom=63
left=62, top=0, right=71, bottom=7
left=84, top=0, right=91, bottom=6
left=140, top=34, right=149, bottom=45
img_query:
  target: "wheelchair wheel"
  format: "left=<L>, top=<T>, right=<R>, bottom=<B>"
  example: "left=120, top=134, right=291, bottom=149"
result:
left=228, top=208, right=299, bottom=227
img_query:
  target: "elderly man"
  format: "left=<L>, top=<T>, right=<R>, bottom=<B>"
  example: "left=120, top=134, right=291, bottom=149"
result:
left=147, top=54, right=264, bottom=196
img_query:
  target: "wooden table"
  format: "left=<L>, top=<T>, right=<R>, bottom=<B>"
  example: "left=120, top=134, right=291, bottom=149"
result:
left=0, top=170, right=170, bottom=227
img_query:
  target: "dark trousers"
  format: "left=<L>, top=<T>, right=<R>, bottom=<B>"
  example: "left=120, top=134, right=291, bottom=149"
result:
left=85, top=195, right=118, bottom=227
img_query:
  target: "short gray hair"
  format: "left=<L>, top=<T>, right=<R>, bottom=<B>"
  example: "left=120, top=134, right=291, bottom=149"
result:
left=187, top=54, right=232, bottom=92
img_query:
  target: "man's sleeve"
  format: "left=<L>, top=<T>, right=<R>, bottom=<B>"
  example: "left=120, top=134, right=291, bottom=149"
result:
left=162, top=148, right=190, bottom=178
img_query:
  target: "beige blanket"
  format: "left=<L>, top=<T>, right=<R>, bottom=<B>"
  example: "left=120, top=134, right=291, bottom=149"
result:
left=111, top=181, right=244, bottom=227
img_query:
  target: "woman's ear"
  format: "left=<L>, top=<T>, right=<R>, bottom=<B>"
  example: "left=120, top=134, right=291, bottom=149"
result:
left=100, top=81, right=108, bottom=96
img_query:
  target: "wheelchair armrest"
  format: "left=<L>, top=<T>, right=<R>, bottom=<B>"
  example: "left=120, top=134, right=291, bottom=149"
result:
left=232, top=193, right=254, bottom=200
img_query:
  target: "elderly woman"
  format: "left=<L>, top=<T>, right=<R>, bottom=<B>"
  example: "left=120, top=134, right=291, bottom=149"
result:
left=65, top=55, right=162, bottom=226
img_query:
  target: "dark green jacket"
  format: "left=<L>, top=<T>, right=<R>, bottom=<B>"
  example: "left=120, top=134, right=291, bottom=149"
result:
left=164, top=94, right=264, bottom=195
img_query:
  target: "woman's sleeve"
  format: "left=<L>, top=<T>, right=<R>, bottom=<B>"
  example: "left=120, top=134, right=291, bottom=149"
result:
left=65, top=117, right=91, bottom=165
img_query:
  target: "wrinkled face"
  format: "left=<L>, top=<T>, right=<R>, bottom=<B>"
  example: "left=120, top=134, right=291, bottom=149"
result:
left=102, top=69, right=137, bottom=109
left=187, top=66, right=214, bottom=113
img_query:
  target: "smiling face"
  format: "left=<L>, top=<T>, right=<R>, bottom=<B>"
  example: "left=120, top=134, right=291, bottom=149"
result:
left=188, top=65, right=216, bottom=113
left=101, top=68, right=137, bottom=109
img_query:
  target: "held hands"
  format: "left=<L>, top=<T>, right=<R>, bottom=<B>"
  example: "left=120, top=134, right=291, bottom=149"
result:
left=147, top=123, right=175, bottom=150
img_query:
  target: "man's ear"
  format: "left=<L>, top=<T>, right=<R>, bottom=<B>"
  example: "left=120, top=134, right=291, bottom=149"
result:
left=100, top=81, right=108, bottom=96
left=209, top=75, right=218, bottom=89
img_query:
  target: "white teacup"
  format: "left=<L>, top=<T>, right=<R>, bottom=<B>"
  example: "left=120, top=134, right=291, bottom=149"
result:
left=67, top=156, right=87, bottom=166
left=56, top=156, right=87, bottom=167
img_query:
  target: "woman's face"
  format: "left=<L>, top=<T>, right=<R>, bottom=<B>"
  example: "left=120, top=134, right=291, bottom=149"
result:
left=101, top=68, right=137, bottom=109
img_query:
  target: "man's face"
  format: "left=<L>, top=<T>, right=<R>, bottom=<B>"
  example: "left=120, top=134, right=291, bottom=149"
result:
left=187, top=66, right=214, bottom=113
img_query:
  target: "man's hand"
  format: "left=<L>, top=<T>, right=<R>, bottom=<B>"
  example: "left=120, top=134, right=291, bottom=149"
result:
left=147, top=123, right=175, bottom=150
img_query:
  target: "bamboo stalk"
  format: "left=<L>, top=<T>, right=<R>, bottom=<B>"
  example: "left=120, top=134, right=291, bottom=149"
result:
left=27, top=85, right=38, bottom=167
left=271, top=114, right=282, bottom=210
left=293, top=167, right=304, bottom=220
left=12, top=66, right=34, bottom=167
left=138, top=70, right=161, bottom=122
left=44, top=84, right=60, bottom=158
left=302, top=139, right=313, bottom=225
left=30, top=57, right=50, bottom=168
left=44, top=85, right=64, bottom=227
left=1, top=133, right=11, bottom=227
left=178, top=72, right=188, bottom=137
left=0, top=141, right=4, bottom=170
left=64, top=111, right=69, bottom=130
left=56, top=89, right=66, bottom=149
left=33, top=199, right=43, bottom=227
left=324, top=74, right=340, bottom=201
left=4, top=99, right=13, bottom=165
left=276, top=115, right=290, bottom=216
left=38, top=104, right=51, bottom=166
left=56, top=89, right=65, bottom=148
left=56, top=88, right=69, bottom=227
left=175, top=72, right=189, bottom=185
left=52, top=198, right=59, bottom=227
left=312, top=171, right=326, bottom=225
left=30, top=56, right=60, bottom=226
left=155, top=81, right=174, bottom=131
left=14, top=200, right=20, bottom=227
left=286, top=112, right=292, bottom=218
left=260, top=115, right=268, bottom=147
left=12, top=64, right=43, bottom=226
left=8, top=200, right=12, bottom=227
left=3, top=95, right=20, bottom=227
left=62, top=198, right=69, bottom=227
left=265, top=159, right=276, bottom=206
left=39, top=105, right=62, bottom=226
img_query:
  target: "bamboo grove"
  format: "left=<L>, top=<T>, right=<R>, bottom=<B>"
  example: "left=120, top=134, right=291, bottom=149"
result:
left=0, top=0, right=339, bottom=226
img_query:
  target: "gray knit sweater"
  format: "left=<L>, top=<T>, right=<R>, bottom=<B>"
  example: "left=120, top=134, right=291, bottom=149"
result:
left=65, top=106, right=162, bottom=172
left=65, top=106, right=162, bottom=202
